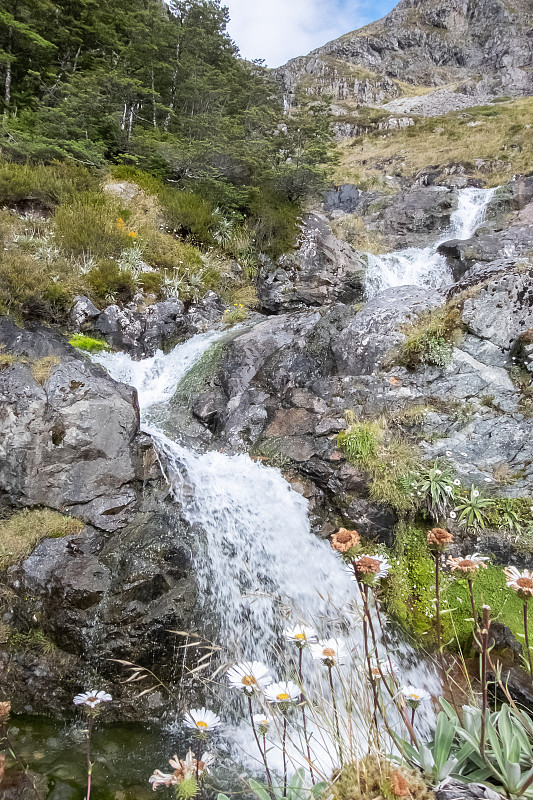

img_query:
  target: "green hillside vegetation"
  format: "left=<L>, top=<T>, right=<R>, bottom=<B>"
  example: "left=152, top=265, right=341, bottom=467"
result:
left=337, top=97, right=533, bottom=187
left=0, top=0, right=337, bottom=322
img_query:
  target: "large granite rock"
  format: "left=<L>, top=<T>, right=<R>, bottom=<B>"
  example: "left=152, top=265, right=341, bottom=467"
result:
left=0, top=319, right=148, bottom=530
left=257, top=214, right=366, bottom=312
left=1, top=497, right=198, bottom=719
left=366, top=187, right=459, bottom=250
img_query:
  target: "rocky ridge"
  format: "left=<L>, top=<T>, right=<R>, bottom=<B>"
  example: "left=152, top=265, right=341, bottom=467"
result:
left=276, top=0, right=533, bottom=120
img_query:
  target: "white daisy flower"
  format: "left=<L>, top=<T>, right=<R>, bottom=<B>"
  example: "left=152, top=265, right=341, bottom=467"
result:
left=227, top=661, right=272, bottom=693
left=400, top=685, right=431, bottom=708
left=473, top=490, right=480, bottom=498
left=253, top=714, right=272, bottom=733
left=309, top=638, right=348, bottom=667
left=446, top=451, right=453, bottom=456
left=73, top=690, right=112, bottom=708
left=183, top=707, right=220, bottom=732
left=453, top=479, right=461, bottom=486
left=445, top=485, right=453, bottom=494
left=264, top=681, right=300, bottom=704
left=503, top=566, right=533, bottom=599
left=449, top=511, right=457, bottom=519
left=435, top=469, right=442, bottom=475
left=284, top=625, right=318, bottom=648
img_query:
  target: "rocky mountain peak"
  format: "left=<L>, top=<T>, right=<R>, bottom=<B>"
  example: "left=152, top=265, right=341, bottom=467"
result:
left=276, top=0, right=533, bottom=112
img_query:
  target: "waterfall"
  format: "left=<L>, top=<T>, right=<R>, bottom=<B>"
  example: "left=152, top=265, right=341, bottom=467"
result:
left=94, top=332, right=440, bottom=768
left=364, top=186, right=496, bottom=297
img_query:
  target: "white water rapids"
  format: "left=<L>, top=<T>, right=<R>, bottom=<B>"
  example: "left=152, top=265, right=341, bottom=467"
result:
left=88, top=188, right=496, bottom=770
left=365, top=186, right=496, bottom=297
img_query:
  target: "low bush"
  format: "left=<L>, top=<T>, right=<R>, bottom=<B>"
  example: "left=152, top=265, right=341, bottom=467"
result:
left=54, top=192, right=132, bottom=259
left=397, top=306, right=462, bottom=369
left=0, top=160, right=99, bottom=208
left=86, top=259, right=136, bottom=303
left=160, top=188, right=215, bottom=246
left=0, top=508, right=84, bottom=569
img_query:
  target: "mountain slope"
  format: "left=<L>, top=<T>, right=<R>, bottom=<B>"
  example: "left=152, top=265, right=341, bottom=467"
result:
left=277, top=0, right=533, bottom=109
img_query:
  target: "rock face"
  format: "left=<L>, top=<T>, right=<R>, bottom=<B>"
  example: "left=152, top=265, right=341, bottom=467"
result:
left=71, top=293, right=227, bottom=358
left=0, top=319, right=143, bottom=531
left=189, top=258, right=533, bottom=538
left=0, top=319, right=197, bottom=716
left=276, top=0, right=533, bottom=106
left=257, top=213, right=366, bottom=311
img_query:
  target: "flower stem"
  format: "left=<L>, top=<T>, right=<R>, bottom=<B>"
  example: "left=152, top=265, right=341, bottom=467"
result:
left=282, top=715, right=288, bottom=798
left=327, top=665, right=343, bottom=767
left=298, top=648, right=314, bottom=783
left=247, top=696, right=273, bottom=798
left=524, top=602, right=533, bottom=677
left=196, top=738, right=201, bottom=783
left=435, top=552, right=442, bottom=651
left=86, top=715, right=93, bottom=800
left=468, top=579, right=479, bottom=633
left=480, top=606, right=490, bottom=757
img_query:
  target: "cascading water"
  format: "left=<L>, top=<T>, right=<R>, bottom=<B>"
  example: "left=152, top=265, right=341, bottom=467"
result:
left=94, top=328, right=440, bottom=772
left=364, top=186, right=496, bottom=297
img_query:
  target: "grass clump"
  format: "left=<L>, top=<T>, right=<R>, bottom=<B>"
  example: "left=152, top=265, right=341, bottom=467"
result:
left=69, top=333, right=110, bottom=353
left=337, top=413, right=419, bottom=514
left=397, top=307, right=462, bottom=369
left=0, top=161, right=99, bottom=208
left=8, top=628, right=57, bottom=656
left=30, top=356, right=60, bottom=384
left=331, top=756, right=434, bottom=800
left=0, top=508, right=84, bottom=569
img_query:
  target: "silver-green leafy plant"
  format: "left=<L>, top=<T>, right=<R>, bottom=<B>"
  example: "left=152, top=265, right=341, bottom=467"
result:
left=394, top=710, right=475, bottom=785
left=415, top=460, right=457, bottom=521
left=218, top=769, right=326, bottom=800
left=454, top=485, right=495, bottom=530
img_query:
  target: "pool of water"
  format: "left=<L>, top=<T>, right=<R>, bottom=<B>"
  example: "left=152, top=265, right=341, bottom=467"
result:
left=4, top=716, right=185, bottom=800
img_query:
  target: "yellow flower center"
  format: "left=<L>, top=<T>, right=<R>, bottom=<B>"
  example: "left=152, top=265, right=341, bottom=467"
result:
left=196, top=721, right=208, bottom=729
left=241, top=675, right=257, bottom=686
left=411, top=694, right=419, bottom=701
left=295, top=633, right=306, bottom=640
left=277, top=693, right=290, bottom=701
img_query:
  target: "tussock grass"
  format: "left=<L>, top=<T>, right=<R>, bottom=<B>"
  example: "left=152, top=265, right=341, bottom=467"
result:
left=30, top=356, right=60, bottom=384
left=336, top=97, right=533, bottom=186
left=0, top=508, right=84, bottom=569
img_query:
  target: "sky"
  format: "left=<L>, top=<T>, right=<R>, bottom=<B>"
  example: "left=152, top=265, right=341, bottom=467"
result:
left=224, top=0, right=397, bottom=68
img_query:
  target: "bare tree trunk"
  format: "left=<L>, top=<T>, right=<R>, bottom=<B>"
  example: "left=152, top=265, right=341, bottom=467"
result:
left=4, top=27, right=12, bottom=114
left=164, top=39, right=180, bottom=131
left=151, top=66, right=157, bottom=128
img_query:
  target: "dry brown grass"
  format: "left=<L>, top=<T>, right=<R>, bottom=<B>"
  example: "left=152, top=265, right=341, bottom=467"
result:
left=30, top=355, right=60, bottom=384
left=0, top=508, right=84, bottom=569
left=335, top=97, right=533, bottom=186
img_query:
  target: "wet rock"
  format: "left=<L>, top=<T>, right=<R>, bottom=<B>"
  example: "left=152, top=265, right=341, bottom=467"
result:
left=69, top=295, right=101, bottom=328
left=0, top=318, right=152, bottom=531
left=2, top=496, right=198, bottom=720
left=95, top=298, right=186, bottom=357
left=368, top=186, right=458, bottom=249
left=332, top=285, right=445, bottom=376
left=323, top=184, right=360, bottom=213
left=257, top=214, right=366, bottom=312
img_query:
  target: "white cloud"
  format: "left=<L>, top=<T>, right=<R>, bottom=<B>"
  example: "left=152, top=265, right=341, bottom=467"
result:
left=225, top=0, right=367, bottom=68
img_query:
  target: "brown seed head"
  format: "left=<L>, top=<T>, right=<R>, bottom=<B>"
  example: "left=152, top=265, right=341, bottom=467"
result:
left=427, top=527, right=454, bottom=550
left=448, top=557, right=486, bottom=574
left=516, top=577, right=533, bottom=597
left=330, top=528, right=360, bottom=553
left=353, top=556, right=381, bottom=576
